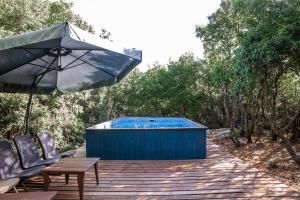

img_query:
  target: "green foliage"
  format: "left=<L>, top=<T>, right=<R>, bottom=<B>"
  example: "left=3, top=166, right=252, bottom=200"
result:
left=0, top=0, right=95, bottom=37
left=0, top=0, right=49, bottom=36
left=0, top=94, right=27, bottom=139
left=47, top=0, right=94, bottom=32
left=196, top=0, right=300, bottom=126
left=99, top=53, right=224, bottom=128
left=99, top=28, right=112, bottom=40
left=233, top=0, right=300, bottom=127
left=268, top=160, right=279, bottom=169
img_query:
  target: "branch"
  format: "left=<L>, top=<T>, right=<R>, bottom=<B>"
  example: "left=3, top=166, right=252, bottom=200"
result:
left=280, top=105, right=300, bottom=133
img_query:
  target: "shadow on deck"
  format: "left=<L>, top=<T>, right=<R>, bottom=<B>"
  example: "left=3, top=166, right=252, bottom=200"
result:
left=24, top=140, right=300, bottom=199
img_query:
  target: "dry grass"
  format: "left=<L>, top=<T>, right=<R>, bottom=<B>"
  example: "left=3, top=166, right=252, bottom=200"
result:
left=209, top=130, right=300, bottom=193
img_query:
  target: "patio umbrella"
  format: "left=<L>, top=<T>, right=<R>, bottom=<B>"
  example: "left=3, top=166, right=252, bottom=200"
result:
left=0, top=22, right=142, bottom=134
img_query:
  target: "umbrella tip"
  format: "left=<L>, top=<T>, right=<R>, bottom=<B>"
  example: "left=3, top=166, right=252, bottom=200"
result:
left=64, top=21, right=71, bottom=26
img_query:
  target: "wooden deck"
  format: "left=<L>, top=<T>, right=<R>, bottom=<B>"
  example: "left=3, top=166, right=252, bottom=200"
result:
left=25, top=140, right=300, bottom=199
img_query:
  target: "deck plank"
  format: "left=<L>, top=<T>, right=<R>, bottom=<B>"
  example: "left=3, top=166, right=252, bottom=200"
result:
left=24, top=140, right=300, bottom=199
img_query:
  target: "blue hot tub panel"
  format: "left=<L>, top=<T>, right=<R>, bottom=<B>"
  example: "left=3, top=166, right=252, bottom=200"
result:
left=86, top=117, right=207, bottom=160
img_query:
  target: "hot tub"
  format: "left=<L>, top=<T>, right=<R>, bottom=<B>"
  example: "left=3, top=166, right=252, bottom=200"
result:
left=86, top=117, right=207, bottom=160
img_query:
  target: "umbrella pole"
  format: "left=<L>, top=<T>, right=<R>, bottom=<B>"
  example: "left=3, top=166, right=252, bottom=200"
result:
left=24, top=89, right=33, bottom=135
left=24, top=76, right=37, bottom=135
left=23, top=56, right=57, bottom=135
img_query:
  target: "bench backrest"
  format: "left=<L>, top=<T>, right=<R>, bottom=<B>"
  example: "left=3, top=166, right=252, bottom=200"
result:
left=14, top=135, right=40, bottom=169
left=0, top=141, right=20, bottom=179
left=37, top=131, right=58, bottom=159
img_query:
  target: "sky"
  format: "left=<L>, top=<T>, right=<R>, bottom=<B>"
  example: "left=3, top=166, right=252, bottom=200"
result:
left=67, top=0, right=221, bottom=71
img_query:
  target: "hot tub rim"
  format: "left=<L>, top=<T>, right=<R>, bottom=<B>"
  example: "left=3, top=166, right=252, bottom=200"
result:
left=86, top=117, right=207, bottom=131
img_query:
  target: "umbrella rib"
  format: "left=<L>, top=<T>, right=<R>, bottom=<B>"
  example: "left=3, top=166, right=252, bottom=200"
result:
left=28, top=62, right=57, bottom=70
left=63, top=50, right=91, bottom=70
left=62, top=62, right=86, bottom=71
left=0, top=52, right=49, bottom=77
left=23, top=49, right=50, bottom=65
left=34, top=56, right=58, bottom=85
left=68, top=24, right=82, bottom=41
left=68, top=54, right=116, bottom=78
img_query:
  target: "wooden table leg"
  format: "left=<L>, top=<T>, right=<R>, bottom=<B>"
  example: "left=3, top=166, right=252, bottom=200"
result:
left=94, top=162, right=99, bottom=185
left=65, top=173, right=69, bottom=184
left=42, top=172, right=50, bottom=191
left=77, top=172, right=85, bottom=200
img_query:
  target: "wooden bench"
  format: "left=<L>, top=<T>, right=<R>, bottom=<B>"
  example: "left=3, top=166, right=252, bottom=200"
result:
left=0, top=191, right=57, bottom=200
left=0, top=178, right=19, bottom=194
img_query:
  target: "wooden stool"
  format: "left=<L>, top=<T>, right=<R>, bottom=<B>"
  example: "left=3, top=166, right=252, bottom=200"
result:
left=0, top=178, right=19, bottom=194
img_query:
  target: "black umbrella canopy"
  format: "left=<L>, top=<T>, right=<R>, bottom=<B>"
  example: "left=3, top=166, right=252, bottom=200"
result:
left=0, top=22, right=142, bottom=134
left=0, top=22, right=142, bottom=93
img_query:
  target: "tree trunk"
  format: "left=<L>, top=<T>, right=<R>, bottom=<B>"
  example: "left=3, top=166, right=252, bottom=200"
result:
left=242, top=104, right=253, bottom=144
left=270, top=71, right=282, bottom=141
left=222, top=88, right=240, bottom=147
left=223, top=94, right=230, bottom=125
left=272, top=107, right=300, bottom=166
left=271, top=131, right=278, bottom=141
left=248, top=120, right=254, bottom=143
left=275, top=129, right=300, bottom=166
left=290, top=126, right=300, bottom=141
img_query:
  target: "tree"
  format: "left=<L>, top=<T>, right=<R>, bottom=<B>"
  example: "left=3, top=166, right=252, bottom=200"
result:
left=234, top=0, right=300, bottom=164
left=196, top=0, right=245, bottom=145
left=99, top=28, right=112, bottom=40
left=0, top=0, right=49, bottom=36
left=47, top=0, right=94, bottom=32
left=197, top=0, right=300, bottom=165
